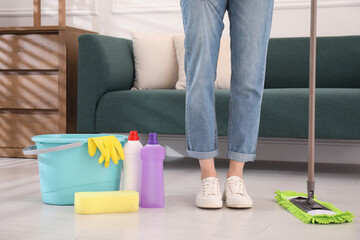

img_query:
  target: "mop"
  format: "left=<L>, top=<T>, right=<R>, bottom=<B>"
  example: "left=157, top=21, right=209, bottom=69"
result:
left=274, top=0, right=355, bottom=224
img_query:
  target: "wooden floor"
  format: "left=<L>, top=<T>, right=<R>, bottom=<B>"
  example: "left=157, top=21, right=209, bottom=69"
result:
left=0, top=158, right=359, bottom=240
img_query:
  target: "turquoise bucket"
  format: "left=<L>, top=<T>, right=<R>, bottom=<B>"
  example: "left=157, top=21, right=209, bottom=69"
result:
left=23, top=134, right=128, bottom=205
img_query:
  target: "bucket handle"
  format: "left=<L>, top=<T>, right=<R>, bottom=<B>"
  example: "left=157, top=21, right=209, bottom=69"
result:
left=23, top=142, right=82, bottom=155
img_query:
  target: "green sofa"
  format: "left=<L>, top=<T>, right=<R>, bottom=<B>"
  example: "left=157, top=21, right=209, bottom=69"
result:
left=77, top=34, right=360, bottom=141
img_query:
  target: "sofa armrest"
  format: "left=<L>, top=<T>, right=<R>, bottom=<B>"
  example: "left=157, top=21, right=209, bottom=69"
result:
left=77, top=34, right=134, bottom=132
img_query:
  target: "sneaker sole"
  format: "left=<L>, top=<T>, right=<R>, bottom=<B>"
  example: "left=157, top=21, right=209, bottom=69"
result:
left=225, top=200, right=253, bottom=209
left=195, top=199, right=223, bottom=209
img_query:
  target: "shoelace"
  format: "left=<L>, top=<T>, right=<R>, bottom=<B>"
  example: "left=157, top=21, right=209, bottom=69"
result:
left=227, top=178, right=246, bottom=195
left=202, top=179, right=220, bottom=196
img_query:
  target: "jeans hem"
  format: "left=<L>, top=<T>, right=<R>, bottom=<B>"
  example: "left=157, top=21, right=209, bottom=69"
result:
left=186, top=149, right=219, bottom=159
left=227, top=150, right=256, bottom=162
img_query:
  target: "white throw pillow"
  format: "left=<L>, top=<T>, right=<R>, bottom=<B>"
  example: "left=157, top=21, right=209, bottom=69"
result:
left=131, top=31, right=179, bottom=90
left=173, top=34, right=231, bottom=90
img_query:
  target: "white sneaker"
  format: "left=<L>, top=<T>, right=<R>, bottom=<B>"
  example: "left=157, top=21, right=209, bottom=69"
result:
left=223, top=176, right=253, bottom=208
left=195, top=177, right=223, bottom=209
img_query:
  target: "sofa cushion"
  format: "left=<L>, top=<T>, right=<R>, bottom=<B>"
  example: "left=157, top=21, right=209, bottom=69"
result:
left=173, top=34, right=232, bottom=90
left=259, top=88, right=360, bottom=139
left=265, top=36, right=360, bottom=89
left=130, top=31, right=179, bottom=90
left=95, top=88, right=360, bottom=139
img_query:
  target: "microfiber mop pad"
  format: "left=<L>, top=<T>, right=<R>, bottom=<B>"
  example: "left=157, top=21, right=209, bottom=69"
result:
left=275, top=190, right=354, bottom=224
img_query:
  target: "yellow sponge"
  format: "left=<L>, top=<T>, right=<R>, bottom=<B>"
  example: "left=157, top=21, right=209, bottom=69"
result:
left=74, top=190, right=139, bottom=214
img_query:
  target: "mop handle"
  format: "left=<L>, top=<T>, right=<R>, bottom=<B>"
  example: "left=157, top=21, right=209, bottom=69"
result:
left=307, top=0, right=317, bottom=200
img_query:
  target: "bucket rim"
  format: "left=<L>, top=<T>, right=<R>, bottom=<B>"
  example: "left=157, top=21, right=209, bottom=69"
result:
left=32, top=134, right=128, bottom=144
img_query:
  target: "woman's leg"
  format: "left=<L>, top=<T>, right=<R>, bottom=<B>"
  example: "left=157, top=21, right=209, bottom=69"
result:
left=227, top=160, right=245, bottom=178
left=180, top=0, right=228, bottom=208
left=180, top=0, right=227, bottom=169
left=227, top=0, right=274, bottom=163
left=222, top=0, right=274, bottom=208
left=199, top=158, right=218, bottom=180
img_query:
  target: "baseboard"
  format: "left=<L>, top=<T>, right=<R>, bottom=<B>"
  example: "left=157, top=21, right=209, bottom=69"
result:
left=117, top=133, right=360, bottom=164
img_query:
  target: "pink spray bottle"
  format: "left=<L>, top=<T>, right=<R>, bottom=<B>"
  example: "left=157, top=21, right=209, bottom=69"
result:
left=140, top=133, right=166, bottom=208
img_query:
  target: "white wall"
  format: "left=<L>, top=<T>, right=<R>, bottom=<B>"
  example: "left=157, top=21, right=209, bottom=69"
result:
left=0, top=0, right=359, bottom=39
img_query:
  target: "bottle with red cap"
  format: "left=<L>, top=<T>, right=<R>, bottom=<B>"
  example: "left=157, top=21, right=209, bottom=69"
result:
left=122, top=131, right=143, bottom=199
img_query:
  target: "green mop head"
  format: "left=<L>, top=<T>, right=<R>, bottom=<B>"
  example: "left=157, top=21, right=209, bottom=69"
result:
left=275, top=190, right=354, bottom=224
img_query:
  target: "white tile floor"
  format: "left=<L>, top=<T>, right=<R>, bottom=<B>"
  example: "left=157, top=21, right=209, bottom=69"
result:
left=0, top=158, right=359, bottom=240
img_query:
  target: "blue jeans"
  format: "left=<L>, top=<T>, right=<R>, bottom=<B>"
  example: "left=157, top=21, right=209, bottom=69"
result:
left=180, top=0, right=274, bottom=162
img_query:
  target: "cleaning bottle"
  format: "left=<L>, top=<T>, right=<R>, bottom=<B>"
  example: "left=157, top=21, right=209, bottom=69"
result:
left=123, top=131, right=143, bottom=198
left=140, top=133, right=166, bottom=208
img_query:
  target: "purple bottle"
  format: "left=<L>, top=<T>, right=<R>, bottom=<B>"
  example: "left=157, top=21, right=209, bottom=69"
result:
left=140, top=133, right=166, bottom=208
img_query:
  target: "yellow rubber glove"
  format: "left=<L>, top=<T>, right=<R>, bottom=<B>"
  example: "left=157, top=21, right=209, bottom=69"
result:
left=109, top=135, right=125, bottom=164
left=88, top=136, right=124, bottom=168
left=88, top=136, right=108, bottom=164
